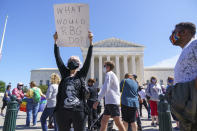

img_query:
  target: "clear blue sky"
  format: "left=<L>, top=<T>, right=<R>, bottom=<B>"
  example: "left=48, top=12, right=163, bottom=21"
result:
left=0, top=0, right=197, bottom=87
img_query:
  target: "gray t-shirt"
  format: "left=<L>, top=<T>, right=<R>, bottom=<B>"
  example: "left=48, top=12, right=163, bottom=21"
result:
left=46, top=84, right=58, bottom=108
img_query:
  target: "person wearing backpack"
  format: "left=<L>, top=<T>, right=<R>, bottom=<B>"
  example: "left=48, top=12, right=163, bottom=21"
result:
left=25, top=81, right=46, bottom=127
left=53, top=31, right=93, bottom=131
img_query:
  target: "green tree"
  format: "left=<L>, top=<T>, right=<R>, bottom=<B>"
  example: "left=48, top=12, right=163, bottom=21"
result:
left=0, top=81, right=6, bottom=93
left=38, top=85, right=48, bottom=94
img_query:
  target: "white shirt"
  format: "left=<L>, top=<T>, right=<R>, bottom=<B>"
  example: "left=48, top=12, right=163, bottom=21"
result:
left=138, top=89, right=146, bottom=99
left=98, top=71, right=120, bottom=105
left=46, top=84, right=59, bottom=108
left=174, top=38, right=197, bottom=84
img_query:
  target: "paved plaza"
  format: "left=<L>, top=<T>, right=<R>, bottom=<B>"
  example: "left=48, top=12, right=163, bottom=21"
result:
left=0, top=98, right=178, bottom=131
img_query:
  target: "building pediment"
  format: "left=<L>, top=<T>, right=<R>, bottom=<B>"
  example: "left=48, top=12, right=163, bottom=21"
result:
left=93, top=37, right=144, bottom=48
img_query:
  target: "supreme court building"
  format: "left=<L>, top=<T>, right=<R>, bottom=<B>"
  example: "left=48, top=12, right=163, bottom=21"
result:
left=30, top=38, right=173, bottom=87
left=81, top=37, right=144, bottom=87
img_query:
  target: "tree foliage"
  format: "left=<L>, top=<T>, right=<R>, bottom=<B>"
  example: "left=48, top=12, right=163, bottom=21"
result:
left=0, top=81, right=6, bottom=93
left=38, top=85, right=48, bottom=94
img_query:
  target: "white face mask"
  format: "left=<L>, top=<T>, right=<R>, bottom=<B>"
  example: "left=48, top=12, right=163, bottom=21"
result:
left=103, top=67, right=107, bottom=73
left=152, top=79, right=156, bottom=83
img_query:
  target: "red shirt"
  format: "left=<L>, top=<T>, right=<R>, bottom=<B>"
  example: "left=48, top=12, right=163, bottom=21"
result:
left=12, top=88, right=24, bottom=100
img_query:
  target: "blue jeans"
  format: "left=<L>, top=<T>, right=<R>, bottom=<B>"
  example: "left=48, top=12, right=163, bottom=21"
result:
left=26, top=101, right=39, bottom=126
left=40, top=107, right=58, bottom=131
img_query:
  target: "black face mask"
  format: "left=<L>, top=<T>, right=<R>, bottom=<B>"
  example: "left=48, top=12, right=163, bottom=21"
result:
left=88, top=83, right=93, bottom=87
left=67, top=60, right=79, bottom=70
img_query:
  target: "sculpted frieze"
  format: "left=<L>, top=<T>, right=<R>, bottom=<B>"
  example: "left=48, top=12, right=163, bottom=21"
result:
left=93, top=38, right=144, bottom=48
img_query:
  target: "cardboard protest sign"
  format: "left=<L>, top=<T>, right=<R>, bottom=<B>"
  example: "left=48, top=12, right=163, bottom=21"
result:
left=54, top=3, right=89, bottom=47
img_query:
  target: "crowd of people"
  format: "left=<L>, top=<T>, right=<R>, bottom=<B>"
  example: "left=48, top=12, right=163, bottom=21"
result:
left=1, top=22, right=197, bottom=131
left=0, top=73, right=177, bottom=131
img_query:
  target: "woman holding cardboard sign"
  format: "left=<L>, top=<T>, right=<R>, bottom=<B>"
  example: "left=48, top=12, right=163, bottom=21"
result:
left=54, top=31, right=93, bottom=131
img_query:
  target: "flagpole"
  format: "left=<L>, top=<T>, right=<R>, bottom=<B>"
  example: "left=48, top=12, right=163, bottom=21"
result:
left=0, top=15, right=8, bottom=61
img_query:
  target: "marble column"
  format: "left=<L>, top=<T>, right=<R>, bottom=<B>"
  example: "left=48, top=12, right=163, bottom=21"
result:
left=107, top=56, right=110, bottom=61
left=124, top=55, right=128, bottom=75
left=90, top=55, right=94, bottom=78
left=115, top=56, right=120, bottom=80
left=99, top=56, right=103, bottom=88
left=139, top=55, right=144, bottom=84
left=131, top=55, right=136, bottom=74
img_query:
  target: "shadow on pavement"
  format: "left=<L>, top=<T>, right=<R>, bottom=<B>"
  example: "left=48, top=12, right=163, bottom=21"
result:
left=16, top=125, right=41, bottom=130
left=143, top=129, right=158, bottom=131
left=142, top=125, right=159, bottom=130
left=16, top=117, right=26, bottom=120
left=141, top=118, right=151, bottom=121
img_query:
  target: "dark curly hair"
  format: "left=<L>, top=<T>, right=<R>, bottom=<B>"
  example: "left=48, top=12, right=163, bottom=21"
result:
left=176, top=22, right=196, bottom=37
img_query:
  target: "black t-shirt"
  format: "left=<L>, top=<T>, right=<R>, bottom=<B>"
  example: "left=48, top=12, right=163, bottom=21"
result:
left=58, top=75, right=84, bottom=111
left=88, top=86, right=98, bottom=102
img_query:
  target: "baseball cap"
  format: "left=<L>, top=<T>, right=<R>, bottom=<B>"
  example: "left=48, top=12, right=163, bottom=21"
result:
left=17, top=82, right=24, bottom=86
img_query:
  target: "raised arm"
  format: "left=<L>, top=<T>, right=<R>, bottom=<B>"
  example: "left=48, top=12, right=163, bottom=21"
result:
left=80, top=45, right=93, bottom=77
left=79, top=31, right=93, bottom=77
left=54, top=32, right=69, bottom=78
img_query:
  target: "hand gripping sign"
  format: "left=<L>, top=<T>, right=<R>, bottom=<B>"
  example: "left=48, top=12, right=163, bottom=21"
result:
left=54, top=3, right=89, bottom=47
